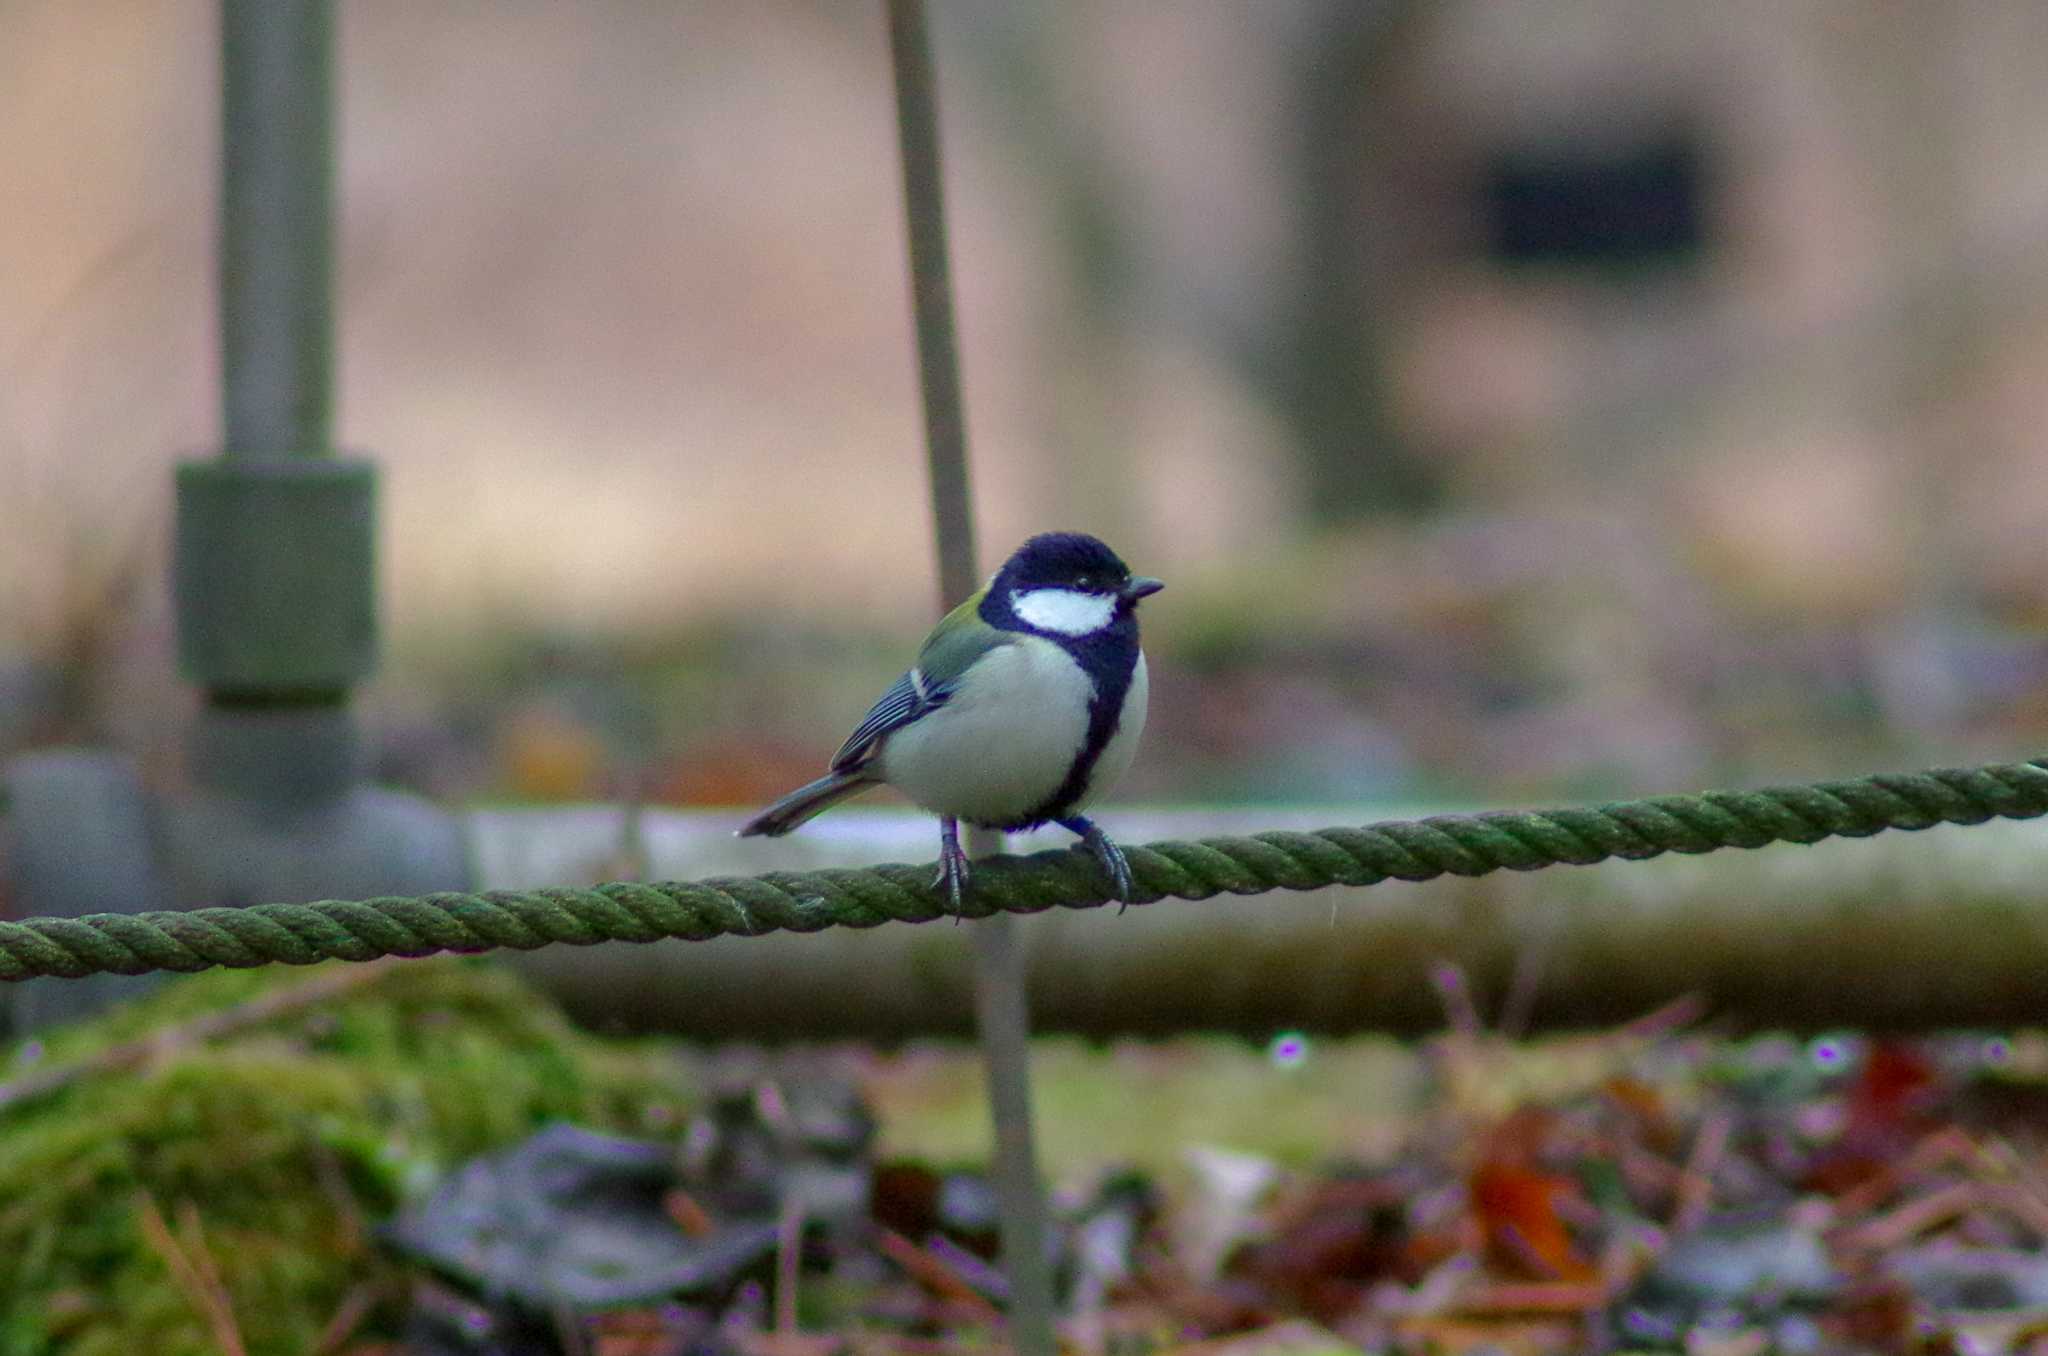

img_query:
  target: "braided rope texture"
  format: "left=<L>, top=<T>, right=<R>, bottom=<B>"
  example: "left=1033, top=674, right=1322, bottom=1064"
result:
left=4, top=757, right=2047, bottom=982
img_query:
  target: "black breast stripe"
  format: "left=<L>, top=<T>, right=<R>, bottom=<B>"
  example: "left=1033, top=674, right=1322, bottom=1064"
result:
left=1005, top=616, right=1140, bottom=829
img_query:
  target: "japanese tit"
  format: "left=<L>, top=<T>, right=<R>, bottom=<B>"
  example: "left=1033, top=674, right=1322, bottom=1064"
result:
left=739, top=531, right=1163, bottom=909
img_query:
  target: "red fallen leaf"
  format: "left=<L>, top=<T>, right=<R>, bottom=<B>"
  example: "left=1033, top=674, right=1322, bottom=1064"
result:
left=1850, top=1041, right=1940, bottom=1129
left=869, top=1160, right=943, bottom=1240
left=1482, top=1106, right=1558, bottom=1164
left=1801, top=1148, right=1886, bottom=1198
left=1826, top=1278, right=1915, bottom=1353
left=1225, top=1177, right=1422, bottom=1322
left=868, top=1161, right=1002, bottom=1261
left=1465, top=1108, right=1595, bottom=1283
left=1400, top=1222, right=1465, bottom=1283
left=1804, top=1041, right=1944, bottom=1196
left=1602, top=1075, right=1680, bottom=1154
left=1469, top=1161, right=1595, bottom=1283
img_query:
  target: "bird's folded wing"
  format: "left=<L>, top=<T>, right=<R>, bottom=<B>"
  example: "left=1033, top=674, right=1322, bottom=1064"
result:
left=829, top=609, right=1011, bottom=771
left=830, top=669, right=948, bottom=770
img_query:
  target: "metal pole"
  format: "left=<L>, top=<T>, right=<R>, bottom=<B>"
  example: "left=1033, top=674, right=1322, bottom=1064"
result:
left=219, top=0, right=334, bottom=459
left=3, top=0, right=465, bottom=1038
left=179, top=0, right=373, bottom=719
left=887, top=4, right=1058, bottom=1353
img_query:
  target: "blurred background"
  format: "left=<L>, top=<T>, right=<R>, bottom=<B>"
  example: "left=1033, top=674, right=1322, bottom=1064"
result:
left=9, top=0, right=2048, bottom=827
left=20, top=11, right=2048, bottom=1349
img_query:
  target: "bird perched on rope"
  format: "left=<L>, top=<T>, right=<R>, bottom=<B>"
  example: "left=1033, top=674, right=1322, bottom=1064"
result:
left=739, top=531, right=1163, bottom=910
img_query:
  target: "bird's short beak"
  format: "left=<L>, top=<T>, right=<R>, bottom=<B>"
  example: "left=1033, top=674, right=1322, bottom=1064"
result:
left=1122, top=576, right=1165, bottom=601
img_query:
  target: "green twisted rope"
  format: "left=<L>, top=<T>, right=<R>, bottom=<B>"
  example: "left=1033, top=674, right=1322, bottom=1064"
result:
left=5, top=756, right=2047, bottom=983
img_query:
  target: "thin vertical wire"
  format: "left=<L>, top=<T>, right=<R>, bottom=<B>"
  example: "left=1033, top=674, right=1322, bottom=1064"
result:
left=888, top=0, right=976, bottom=605
left=886, top=4, right=1057, bottom=1354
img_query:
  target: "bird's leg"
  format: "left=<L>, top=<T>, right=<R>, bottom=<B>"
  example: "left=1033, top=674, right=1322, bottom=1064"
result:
left=934, top=815, right=971, bottom=915
left=1060, top=816, right=1134, bottom=909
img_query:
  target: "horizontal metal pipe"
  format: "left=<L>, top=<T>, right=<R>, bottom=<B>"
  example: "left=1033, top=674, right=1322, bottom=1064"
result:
left=476, top=805, right=2048, bottom=1037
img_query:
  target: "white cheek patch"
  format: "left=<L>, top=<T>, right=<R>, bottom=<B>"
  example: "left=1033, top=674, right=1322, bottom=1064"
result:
left=1010, top=587, right=1116, bottom=636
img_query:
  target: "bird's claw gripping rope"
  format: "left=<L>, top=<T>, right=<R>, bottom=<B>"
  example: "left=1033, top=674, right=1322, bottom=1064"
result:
left=934, top=816, right=971, bottom=916
left=1060, top=817, right=1134, bottom=911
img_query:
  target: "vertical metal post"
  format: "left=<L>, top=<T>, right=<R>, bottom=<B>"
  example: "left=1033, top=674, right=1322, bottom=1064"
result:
left=219, top=0, right=334, bottom=460
left=3, top=0, right=465, bottom=1038
left=180, top=0, right=374, bottom=769
left=887, top=4, right=1058, bottom=1353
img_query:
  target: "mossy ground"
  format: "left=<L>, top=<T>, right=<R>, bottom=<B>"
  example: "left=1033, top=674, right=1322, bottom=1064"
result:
left=0, top=958, right=1648, bottom=1355
left=0, top=959, right=689, bottom=1356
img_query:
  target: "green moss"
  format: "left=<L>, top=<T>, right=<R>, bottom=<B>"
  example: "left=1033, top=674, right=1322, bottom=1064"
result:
left=0, top=959, right=688, bottom=1356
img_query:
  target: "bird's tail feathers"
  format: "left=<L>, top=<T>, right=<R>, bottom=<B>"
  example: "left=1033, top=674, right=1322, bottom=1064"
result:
left=736, top=768, right=876, bottom=837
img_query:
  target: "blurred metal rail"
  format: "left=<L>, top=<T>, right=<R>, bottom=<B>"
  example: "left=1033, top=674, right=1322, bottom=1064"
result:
left=487, top=800, right=2048, bottom=1037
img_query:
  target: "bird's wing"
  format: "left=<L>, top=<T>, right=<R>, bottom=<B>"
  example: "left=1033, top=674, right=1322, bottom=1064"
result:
left=829, top=590, right=1010, bottom=771
left=830, top=670, right=940, bottom=770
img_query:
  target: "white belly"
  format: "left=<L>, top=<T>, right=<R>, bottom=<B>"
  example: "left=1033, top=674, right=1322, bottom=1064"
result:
left=878, top=637, right=1094, bottom=827
left=1070, top=651, right=1147, bottom=812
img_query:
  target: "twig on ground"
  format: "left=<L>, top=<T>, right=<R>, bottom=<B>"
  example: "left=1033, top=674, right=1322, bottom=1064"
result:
left=1671, top=1110, right=1733, bottom=1234
left=665, top=1187, right=719, bottom=1238
left=1612, top=993, right=1708, bottom=1045
left=135, top=1193, right=246, bottom=1356
left=1829, top=1126, right=1986, bottom=1220
left=310, top=1281, right=382, bottom=1356
left=310, top=1138, right=368, bottom=1258
left=0, top=958, right=400, bottom=1115
left=874, top=1227, right=1005, bottom=1326
left=1836, top=1181, right=1984, bottom=1252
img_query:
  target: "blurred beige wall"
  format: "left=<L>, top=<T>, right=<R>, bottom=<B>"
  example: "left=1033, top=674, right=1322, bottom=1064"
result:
left=0, top=1, right=1299, bottom=668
